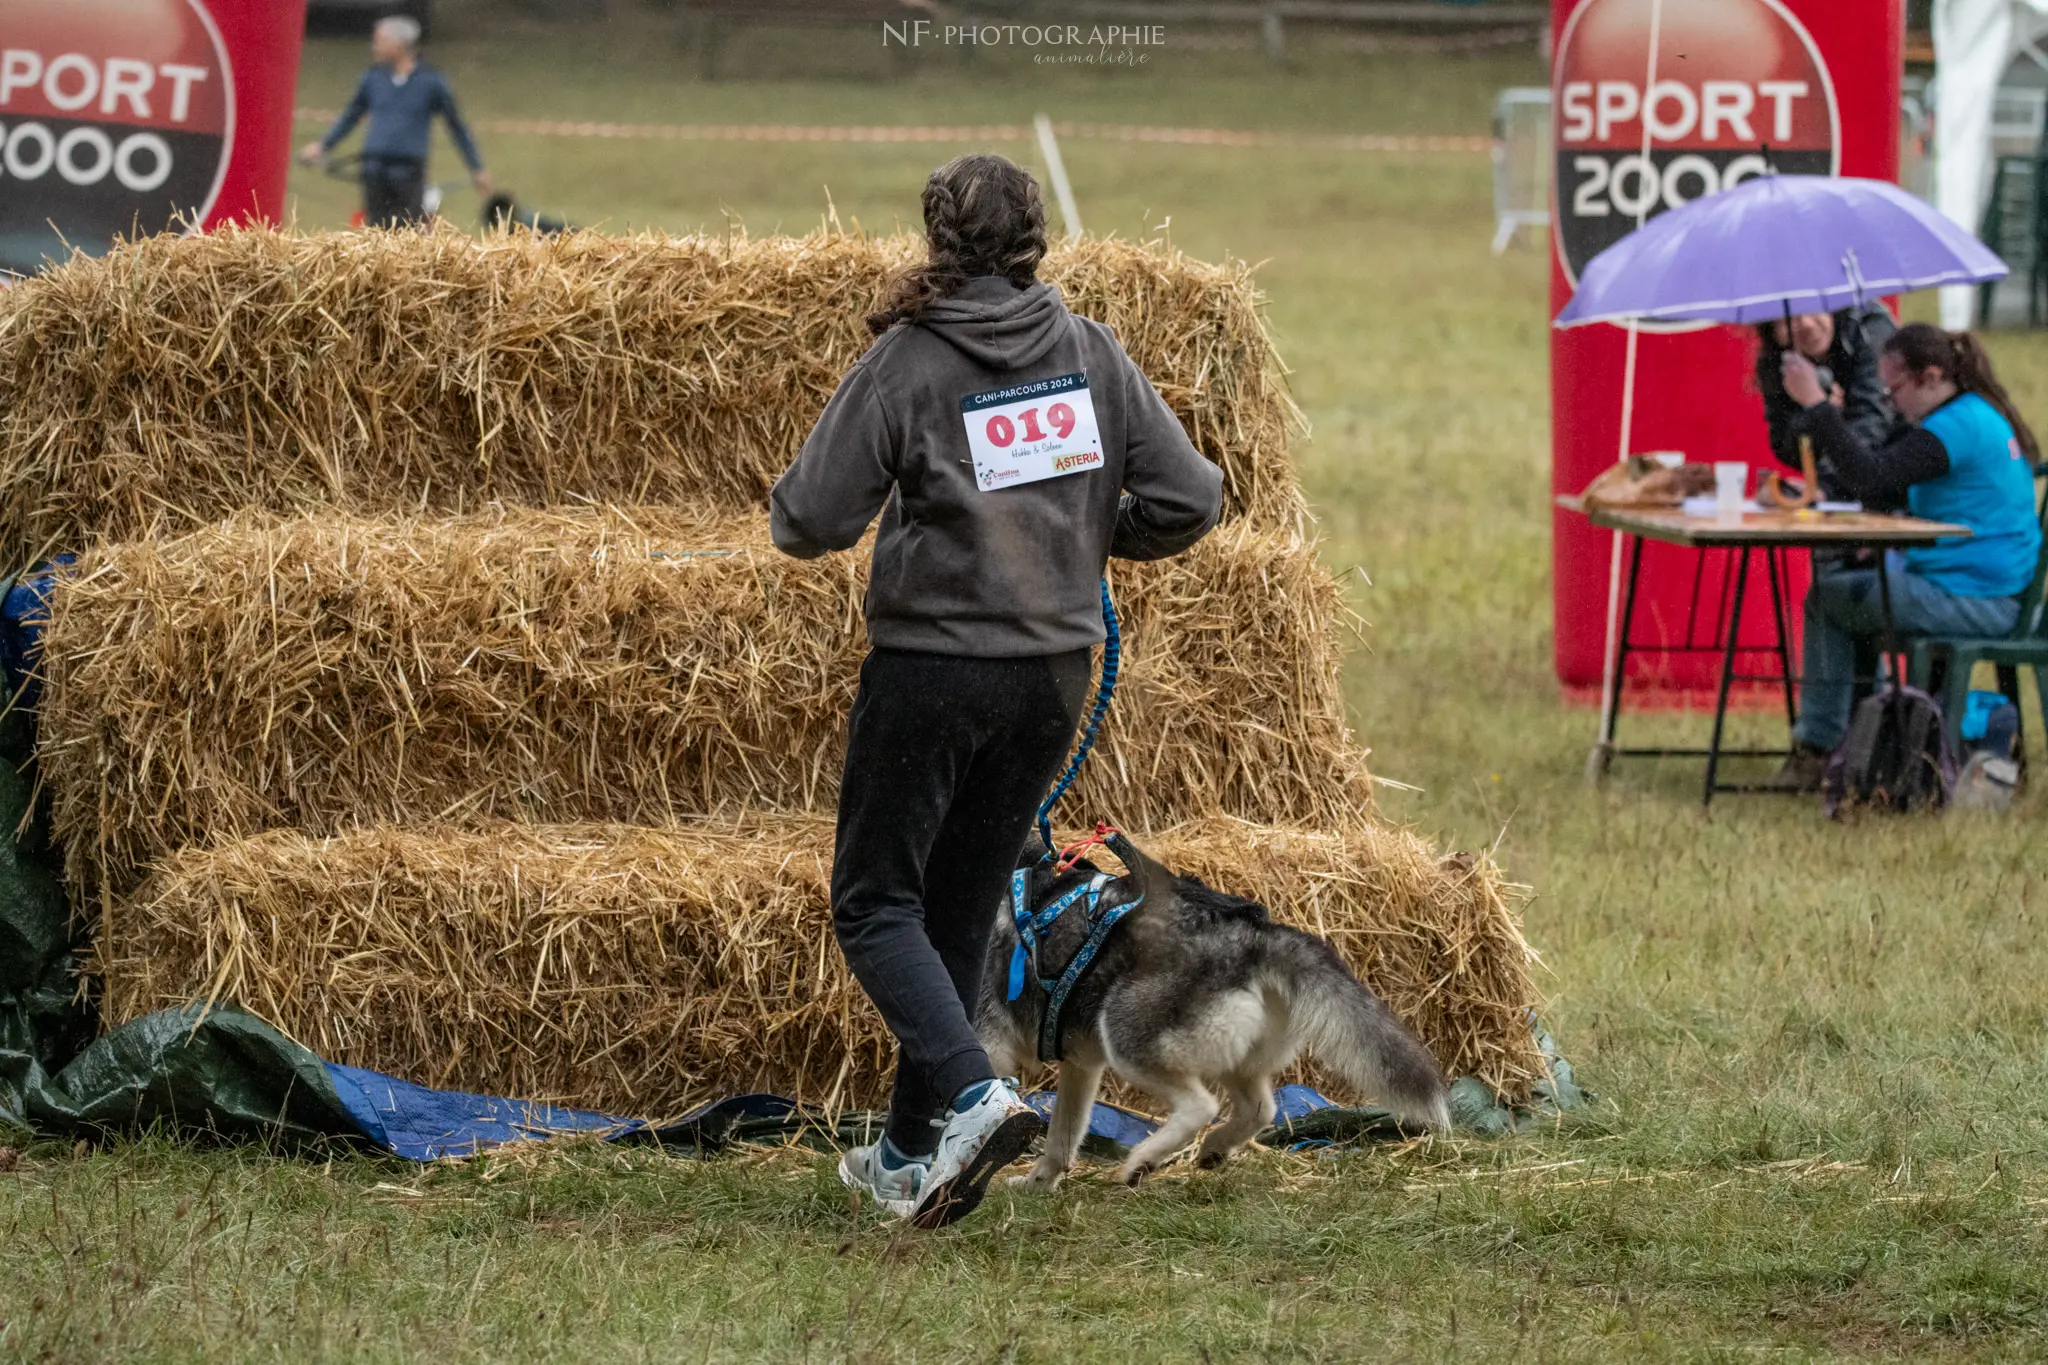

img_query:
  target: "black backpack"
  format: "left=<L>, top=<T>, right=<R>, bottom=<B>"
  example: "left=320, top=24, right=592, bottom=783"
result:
left=1822, top=686, right=1957, bottom=816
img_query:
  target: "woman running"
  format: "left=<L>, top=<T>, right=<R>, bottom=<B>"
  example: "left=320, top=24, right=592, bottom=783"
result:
left=771, top=154, right=1223, bottom=1227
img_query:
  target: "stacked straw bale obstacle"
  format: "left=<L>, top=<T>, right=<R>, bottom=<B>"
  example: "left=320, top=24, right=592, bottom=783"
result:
left=0, top=225, right=1542, bottom=1120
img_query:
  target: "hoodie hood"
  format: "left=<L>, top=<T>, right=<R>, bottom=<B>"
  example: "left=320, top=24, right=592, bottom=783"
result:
left=917, top=277, right=1068, bottom=371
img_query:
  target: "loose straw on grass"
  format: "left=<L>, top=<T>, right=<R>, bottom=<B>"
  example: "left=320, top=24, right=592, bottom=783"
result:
left=100, top=815, right=1539, bottom=1119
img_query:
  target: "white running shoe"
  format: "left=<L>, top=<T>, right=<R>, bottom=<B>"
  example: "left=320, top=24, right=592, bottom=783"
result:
left=909, top=1079, right=1046, bottom=1230
left=837, top=1142, right=928, bottom=1219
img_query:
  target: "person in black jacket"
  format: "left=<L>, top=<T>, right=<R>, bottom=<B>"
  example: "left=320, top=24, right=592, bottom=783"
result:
left=771, top=154, right=1222, bottom=1228
left=1753, top=305, right=1901, bottom=505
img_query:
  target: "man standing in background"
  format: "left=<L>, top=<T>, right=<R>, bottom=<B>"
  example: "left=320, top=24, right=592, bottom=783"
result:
left=299, top=16, right=492, bottom=227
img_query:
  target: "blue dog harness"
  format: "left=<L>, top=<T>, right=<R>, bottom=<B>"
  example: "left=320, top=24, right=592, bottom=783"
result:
left=1006, top=865, right=1142, bottom=1063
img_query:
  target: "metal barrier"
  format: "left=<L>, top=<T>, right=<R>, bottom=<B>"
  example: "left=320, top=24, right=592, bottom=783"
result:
left=1491, top=86, right=1549, bottom=254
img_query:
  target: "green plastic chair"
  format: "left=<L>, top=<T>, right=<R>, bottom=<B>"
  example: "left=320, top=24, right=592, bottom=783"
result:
left=1976, top=155, right=2046, bottom=325
left=1908, top=476, right=2048, bottom=759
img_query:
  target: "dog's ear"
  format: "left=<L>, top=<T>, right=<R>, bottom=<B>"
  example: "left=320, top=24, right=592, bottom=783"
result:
left=1106, top=832, right=1174, bottom=905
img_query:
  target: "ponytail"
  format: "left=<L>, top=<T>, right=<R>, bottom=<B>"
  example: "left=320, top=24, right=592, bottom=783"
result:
left=1947, top=332, right=2040, bottom=466
left=866, top=154, right=1048, bottom=337
left=1885, top=322, right=2041, bottom=467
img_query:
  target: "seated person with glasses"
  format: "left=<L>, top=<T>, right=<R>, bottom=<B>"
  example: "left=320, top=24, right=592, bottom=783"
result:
left=1768, top=323, right=2042, bottom=791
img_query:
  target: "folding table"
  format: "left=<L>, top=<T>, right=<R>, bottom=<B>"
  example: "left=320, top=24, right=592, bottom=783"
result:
left=1558, top=499, right=1972, bottom=804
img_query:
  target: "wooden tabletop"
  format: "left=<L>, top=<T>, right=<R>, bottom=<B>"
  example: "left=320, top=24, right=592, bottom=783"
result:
left=1555, top=496, right=1972, bottom=549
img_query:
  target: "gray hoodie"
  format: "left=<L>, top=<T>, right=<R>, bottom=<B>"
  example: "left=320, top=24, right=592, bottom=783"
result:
left=770, top=277, right=1223, bottom=656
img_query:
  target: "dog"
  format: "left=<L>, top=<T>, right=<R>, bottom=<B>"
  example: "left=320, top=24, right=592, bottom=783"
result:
left=976, top=834, right=1452, bottom=1190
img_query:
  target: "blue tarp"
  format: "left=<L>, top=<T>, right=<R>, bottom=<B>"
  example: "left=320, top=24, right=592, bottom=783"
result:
left=312, top=1062, right=1585, bottom=1163
left=13, top=994, right=1580, bottom=1161
left=326, top=1063, right=645, bottom=1159
left=320, top=1054, right=1370, bottom=1163
left=315, top=1058, right=1599, bottom=1163
left=0, top=563, right=65, bottom=704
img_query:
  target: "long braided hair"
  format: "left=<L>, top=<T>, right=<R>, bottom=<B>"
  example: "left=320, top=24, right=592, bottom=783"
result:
left=1886, top=322, right=2042, bottom=467
left=867, top=154, right=1048, bottom=336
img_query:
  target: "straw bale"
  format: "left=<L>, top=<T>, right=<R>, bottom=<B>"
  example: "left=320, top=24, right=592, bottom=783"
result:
left=0, top=226, right=1302, bottom=562
left=35, top=506, right=1371, bottom=903
left=97, top=815, right=1538, bottom=1118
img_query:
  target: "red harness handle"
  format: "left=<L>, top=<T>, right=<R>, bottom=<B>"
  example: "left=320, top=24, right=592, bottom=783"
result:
left=1053, top=821, right=1124, bottom=875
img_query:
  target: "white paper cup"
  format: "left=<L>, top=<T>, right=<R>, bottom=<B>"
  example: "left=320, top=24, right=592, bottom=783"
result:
left=1715, top=462, right=1747, bottom=514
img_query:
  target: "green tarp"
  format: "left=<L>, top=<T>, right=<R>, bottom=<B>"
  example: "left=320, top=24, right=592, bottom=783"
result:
left=0, top=701, right=362, bottom=1145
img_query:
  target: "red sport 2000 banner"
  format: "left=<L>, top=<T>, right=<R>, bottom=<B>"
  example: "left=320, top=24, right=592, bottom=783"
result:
left=0, top=0, right=306, bottom=278
left=1549, top=0, right=1902, bottom=695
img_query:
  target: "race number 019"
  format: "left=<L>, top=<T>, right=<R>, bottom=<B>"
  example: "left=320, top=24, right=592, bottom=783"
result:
left=984, top=402, right=1078, bottom=448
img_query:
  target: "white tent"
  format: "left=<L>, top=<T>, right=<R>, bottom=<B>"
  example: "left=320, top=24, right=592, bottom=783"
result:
left=1935, top=0, right=2048, bottom=326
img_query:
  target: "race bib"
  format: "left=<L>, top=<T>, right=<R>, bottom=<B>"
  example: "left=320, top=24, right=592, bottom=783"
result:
left=961, top=373, right=1104, bottom=492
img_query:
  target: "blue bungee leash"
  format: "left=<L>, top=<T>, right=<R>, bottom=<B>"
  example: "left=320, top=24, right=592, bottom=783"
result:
left=1034, top=577, right=1120, bottom=858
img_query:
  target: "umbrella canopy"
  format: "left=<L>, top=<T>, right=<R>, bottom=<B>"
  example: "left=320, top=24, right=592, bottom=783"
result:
left=1554, top=174, right=2008, bottom=328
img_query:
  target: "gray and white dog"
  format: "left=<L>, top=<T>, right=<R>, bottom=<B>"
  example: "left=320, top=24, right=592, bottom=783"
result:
left=977, top=836, right=1452, bottom=1190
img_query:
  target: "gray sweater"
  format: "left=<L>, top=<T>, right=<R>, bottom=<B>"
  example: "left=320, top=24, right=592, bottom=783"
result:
left=770, top=277, right=1223, bottom=656
left=320, top=65, right=484, bottom=170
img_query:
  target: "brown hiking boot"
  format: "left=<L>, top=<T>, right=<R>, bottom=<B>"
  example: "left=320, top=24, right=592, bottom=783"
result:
left=1765, top=744, right=1830, bottom=793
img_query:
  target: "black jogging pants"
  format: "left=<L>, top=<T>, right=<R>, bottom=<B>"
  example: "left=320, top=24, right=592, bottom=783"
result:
left=831, top=646, right=1092, bottom=1155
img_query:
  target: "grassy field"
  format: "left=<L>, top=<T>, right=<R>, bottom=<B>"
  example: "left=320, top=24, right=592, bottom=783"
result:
left=5, top=8, right=2048, bottom=1360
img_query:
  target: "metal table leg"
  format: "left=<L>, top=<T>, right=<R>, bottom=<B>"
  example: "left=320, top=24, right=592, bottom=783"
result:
left=1765, top=546, right=1797, bottom=734
left=1703, top=545, right=1754, bottom=805
left=1602, top=534, right=1646, bottom=748
left=1589, top=534, right=1646, bottom=780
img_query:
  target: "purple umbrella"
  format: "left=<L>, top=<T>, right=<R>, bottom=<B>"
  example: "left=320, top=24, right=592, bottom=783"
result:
left=1554, top=174, right=2008, bottom=328
left=1561, top=172, right=2006, bottom=778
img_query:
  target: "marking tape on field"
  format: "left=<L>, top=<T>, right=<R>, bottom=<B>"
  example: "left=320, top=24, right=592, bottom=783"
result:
left=294, top=111, right=1486, bottom=155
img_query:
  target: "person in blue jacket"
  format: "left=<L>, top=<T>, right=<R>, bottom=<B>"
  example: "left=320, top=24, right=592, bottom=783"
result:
left=298, top=16, right=492, bottom=227
left=1770, top=322, right=2043, bottom=790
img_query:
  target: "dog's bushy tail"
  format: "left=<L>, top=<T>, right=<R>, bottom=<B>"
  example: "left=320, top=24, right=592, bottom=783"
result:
left=1275, top=935, right=1452, bottom=1132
